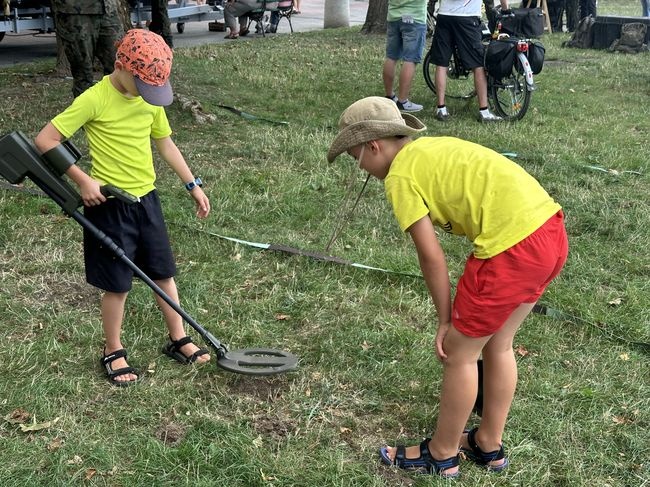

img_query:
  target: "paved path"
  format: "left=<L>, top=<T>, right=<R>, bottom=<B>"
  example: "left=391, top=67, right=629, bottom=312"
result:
left=0, top=0, right=368, bottom=67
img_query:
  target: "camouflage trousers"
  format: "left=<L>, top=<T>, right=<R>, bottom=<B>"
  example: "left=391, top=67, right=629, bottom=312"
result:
left=149, top=0, right=173, bottom=48
left=54, top=9, right=123, bottom=97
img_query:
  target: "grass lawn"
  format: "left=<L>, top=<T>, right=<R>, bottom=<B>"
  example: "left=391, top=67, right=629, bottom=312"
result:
left=0, top=0, right=648, bottom=485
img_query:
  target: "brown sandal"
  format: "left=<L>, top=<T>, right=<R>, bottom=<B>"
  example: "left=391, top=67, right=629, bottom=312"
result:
left=224, top=32, right=239, bottom=39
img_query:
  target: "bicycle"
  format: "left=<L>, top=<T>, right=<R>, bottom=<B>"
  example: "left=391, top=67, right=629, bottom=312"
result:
left=422, top=13, right=538, bottom=121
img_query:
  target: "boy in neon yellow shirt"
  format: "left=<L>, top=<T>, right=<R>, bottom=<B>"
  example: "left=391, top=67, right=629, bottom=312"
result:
left=328, top=96, right=568, bottom=477
left=35, top=30, right=211, bottom=387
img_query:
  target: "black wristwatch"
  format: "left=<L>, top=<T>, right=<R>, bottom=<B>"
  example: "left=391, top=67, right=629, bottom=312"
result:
left=185, top=177, right=203, bottom=191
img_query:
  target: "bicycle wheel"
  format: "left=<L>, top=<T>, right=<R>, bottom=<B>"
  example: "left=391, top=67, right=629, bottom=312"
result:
left=422, top=50, right=475, bottom=100
left=426, top=0, right=437, bottom=37
left=489, top=69, right=532, bottom=121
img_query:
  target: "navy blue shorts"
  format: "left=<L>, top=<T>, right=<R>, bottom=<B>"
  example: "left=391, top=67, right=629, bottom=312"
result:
left=83, top=190, right=176, bottom=293
left=429, top=15, right=485, bottom=69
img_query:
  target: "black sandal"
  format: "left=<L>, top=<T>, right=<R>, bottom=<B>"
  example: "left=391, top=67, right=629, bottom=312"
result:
left=460, top=427, right=509, bottom=472
left=379, top=438, right=460, bottom=478
left=100, top=348, right=139, bottom=387
left=162, top=335, right=209, bottom=364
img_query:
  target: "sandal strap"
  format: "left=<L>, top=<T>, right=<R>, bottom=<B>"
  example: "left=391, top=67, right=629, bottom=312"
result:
left=394, top=445, right=406, bottom=465
left=186, top=348, right=209, bottom=363
left=167, top=335, right=193, bottom=352
left=467, top=427, right=505, bottom=464
left=106, top=366, right=138, bottom=379
left=101, top=348, right=127, bottom=366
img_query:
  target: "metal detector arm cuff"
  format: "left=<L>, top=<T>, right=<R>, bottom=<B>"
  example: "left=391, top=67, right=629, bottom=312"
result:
left=0, top=131, right=82, bottom=214
left=42, top=140, right=82, bottom=177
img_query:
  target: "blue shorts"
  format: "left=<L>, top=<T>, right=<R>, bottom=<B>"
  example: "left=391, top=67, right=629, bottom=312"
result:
left=83, top=190, right=176, bottom=293
left=385, top=20, right=426, bottom=63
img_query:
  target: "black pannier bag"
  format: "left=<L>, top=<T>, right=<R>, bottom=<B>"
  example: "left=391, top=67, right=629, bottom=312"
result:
left=496, top=8, right=545, bottom=38
left=527, top=40, right=545, bottom=74
left=485, top=39, right=517, bottom=79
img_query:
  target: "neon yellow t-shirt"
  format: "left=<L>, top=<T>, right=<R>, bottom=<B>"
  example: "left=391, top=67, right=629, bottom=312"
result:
left=51, top=75, right=172, bottom=197
left=385, top=137, right=562, bottom=259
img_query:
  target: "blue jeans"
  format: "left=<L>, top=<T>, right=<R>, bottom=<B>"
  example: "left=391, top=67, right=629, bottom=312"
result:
left=385, top=20, right=426, bottom=63
left=642, top=0, right=650, bottom=17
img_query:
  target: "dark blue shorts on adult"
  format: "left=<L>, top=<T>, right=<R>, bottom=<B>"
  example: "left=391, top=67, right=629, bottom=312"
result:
left=429, top=15, right=485, bottom=69
left=83, top=189, right=176, bottom=293
left=386, top=20, right=427, bottom=63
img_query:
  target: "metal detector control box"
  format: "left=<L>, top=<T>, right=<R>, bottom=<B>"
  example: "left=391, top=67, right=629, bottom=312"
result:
left=0, top=131, right=82, bottom=214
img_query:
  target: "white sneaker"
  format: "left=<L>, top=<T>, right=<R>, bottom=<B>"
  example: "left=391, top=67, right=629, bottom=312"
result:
left=385, top=94, right=398, bottom=103
left=397, top=99, right=423, bottom=112
left=478, top=109, right=502, bottom=123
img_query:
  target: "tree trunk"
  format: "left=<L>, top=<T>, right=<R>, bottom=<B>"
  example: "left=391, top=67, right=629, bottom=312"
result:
left=324, top=0, right=350, bottom=28
left=361, top=0, right=387, bottom=34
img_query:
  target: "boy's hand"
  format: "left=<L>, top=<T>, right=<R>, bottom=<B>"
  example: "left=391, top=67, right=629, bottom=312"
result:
left=190, top=186, right=210, bottom=218
left=79, top=178, right=107, bottom=207
left=435, top=322, right=451, bottom=362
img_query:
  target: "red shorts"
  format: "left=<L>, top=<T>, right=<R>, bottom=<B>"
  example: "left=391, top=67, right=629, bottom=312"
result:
left=452, top=211, right=568, bottom=338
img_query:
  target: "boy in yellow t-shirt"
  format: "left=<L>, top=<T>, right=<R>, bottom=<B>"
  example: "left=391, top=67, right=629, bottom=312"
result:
left=35, top=30, right=212, bottom=387
left=328, top=96, right=568, bottom=477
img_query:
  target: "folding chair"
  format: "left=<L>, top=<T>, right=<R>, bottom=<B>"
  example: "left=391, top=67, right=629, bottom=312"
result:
left=274, top=0, right=294, bottom=33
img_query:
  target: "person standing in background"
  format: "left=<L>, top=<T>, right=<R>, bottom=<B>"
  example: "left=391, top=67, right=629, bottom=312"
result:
left=150, top=0, right=174, bottom=48
left=578, top=0, right=596, bottom=19
left=51, top=0, right=123, bottom=97
left=382, top=0, right=428, bottom=112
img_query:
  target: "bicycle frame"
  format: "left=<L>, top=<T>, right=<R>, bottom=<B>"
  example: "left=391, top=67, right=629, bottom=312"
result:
left=422, top=17, right=536, bottom=121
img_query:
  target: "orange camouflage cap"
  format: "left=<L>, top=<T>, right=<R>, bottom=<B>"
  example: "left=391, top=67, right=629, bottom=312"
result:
left=116, top=29, right=173, bottom=106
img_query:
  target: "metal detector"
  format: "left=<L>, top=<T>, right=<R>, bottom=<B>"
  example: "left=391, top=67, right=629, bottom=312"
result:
left=0, top=131, right=298, bottom=376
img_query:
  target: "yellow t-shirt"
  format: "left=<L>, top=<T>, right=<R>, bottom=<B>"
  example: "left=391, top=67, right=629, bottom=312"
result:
left=51, top=75, right=172, bottom=197
left=385, top=137, right=562, bottom=259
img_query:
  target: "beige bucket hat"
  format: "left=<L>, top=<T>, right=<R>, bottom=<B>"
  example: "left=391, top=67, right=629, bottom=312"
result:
left=327, top=96, right=426, bottom=163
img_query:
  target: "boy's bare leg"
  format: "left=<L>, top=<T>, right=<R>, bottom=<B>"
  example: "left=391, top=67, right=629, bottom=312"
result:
left=397, top=61, right=416, bottom=102
left=383, top=58, right=397, bottom=97
left=435, top=65, right=447, bottom=106
left=153, top=277, right=210, bottom=363
left=462, top=302, right=536, bottom=459
left=473, top=67, right=489, bottom=108
left=383, top=328, right=488, bottom=474
left=426, top=329, right=490, bottom=473
left=383, top=303, right=536, bottom=471
left=101, top=291, right=137, bottom=383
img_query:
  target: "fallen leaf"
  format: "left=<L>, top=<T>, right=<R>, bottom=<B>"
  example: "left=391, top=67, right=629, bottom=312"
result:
left=46, top=437, right=64, bottom=452
left=275, top=314, right=290, bottom=321
left=340, top=427, right=351, bottom=433
left=515, top=345, right=529, bottom=357
left=619, top=353, right=629, bottom=361
left=84, top=469, right=97, bottom=481
left=361, top=340, right=371, bottom=351
left=252, top=435, right=264, bottom=448
left=612, top=415, right=632, bottom=425
left=608, top=297, right=623, bottom=306
left=19, top=417, right=59, bottom=432
left=4, top=408, right=31, bottom=424
left=67, top=455, right=83, bottom=465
